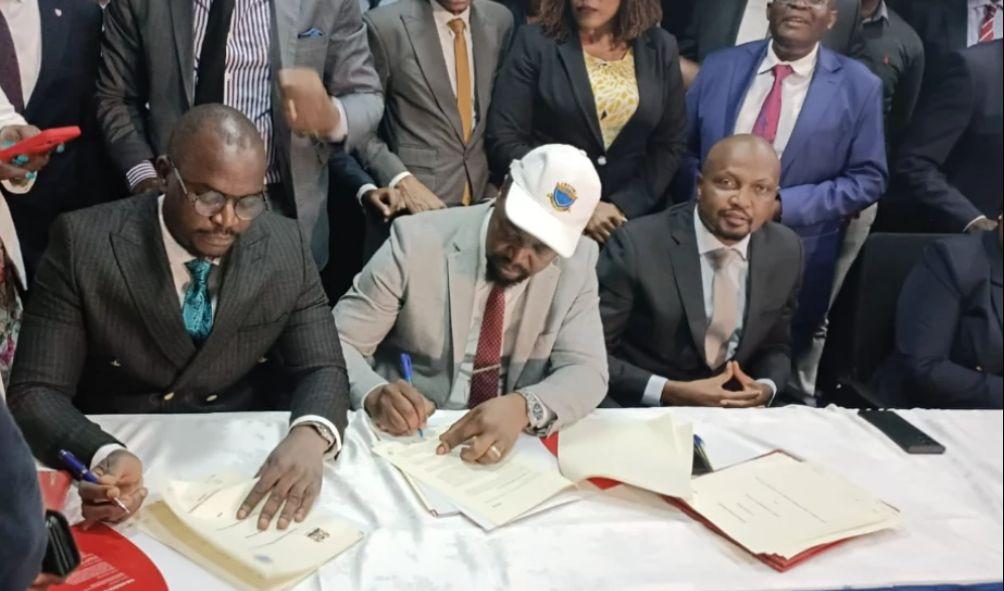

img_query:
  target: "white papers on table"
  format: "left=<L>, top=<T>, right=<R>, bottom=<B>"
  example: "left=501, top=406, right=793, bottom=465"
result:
left=557, top=412, right=694, bottom=498
left=686, top=453, right=901, bottom=559
left=139, top=472, right=363, bottom=591
left=369, top=418, right=461, bottom=517
left=372, top=437, right=575, bottom=530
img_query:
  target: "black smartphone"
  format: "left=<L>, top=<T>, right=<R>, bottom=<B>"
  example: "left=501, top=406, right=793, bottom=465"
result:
left=41, top=510, right=81, bottom=578
left=858, top=409, right=946, bottom=454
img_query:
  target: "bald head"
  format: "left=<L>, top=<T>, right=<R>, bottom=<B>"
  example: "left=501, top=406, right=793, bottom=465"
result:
left=167, top=104, right=265, bottom=170
left=696, top=134, right=781, bottom=244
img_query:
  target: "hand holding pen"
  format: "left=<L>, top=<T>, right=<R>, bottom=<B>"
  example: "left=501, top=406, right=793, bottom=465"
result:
left=59, top=449, right=148, bottom=527
left=361, top=353, right=436, bottom=436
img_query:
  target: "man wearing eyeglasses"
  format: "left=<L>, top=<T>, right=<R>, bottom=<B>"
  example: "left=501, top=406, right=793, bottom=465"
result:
left=7, top=105, right=352, bottom=532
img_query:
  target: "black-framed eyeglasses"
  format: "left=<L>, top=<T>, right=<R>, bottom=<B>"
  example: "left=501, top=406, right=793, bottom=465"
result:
left=171, top=165, right=269, bottom=221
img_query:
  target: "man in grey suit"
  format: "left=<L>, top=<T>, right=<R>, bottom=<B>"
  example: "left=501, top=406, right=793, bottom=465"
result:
left=599, top=135, right=803, bottom=407
left=94, top=0, right=383, bottom=267
left=8, top=106, right=351, bottom=532
left=355, top=0, right=513, bottom=217
left=334, top=144, right=606, bottom=464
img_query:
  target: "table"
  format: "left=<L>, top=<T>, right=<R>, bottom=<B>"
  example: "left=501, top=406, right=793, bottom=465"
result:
left=84, top=407, right=1004, bottom=590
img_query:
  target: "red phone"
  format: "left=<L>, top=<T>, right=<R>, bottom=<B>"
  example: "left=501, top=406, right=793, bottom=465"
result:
left=0, top=126, right=81, bottom=161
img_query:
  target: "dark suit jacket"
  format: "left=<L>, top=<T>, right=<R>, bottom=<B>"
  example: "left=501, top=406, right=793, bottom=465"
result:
left=874, top=231, right=1003, bottom=408
left=889, top=0, right=971, bottom=72
left=598, top=202, right=803, bottom=406
left=486, top=24, right=687, bottom=219
left=678, top=0, right=863, bottom=62
left=0, top=400, right=47, bottom=591
left=8, top=195, right=351, bottom=467
left=888, top=41, right=1003, bottom=233
left=0, top=0, right=113, bottom=281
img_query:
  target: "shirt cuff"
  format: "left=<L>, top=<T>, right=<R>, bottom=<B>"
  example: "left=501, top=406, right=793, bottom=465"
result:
left=963, top=215, right=988, bottom=232
left=126, top=161, right=158, bottom=191
left=90, top=443, right=128, bottom=470
left=389, top=171, right=413, bottom=189
left=326, top=97, right=349, bottom=143
left=356, top=182, right=379, bottom=204
left=1, top=176, right=35, bottom=194
left=642, top=375, right=668, bottom=407
left=290, top=415, right=343, bottom=460
left=358, top=381, right=388, bottom=414
left=516, top=389, right=556, bottom=436
left=756, top=378, right=778, bottom=406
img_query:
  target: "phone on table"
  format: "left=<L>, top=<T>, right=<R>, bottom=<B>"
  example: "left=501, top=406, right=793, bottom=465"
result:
left=0, top=126, right=81, bottom=162
left=858, top=409, right=946, bottom=454
left=41, top=510, right=81, bottom=578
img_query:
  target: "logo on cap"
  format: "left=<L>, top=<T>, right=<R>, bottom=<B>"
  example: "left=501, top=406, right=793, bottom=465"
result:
left=549, top=182, right=578, bottom=212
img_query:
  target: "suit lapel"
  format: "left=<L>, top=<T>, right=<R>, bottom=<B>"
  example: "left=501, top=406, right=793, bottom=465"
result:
left=110, top=196, right=197, bottom=370
left=781, top=48, right=840, bottom=179
left=470, top=1, right=497, bottom=135
left=274, top=0, right=301, bottom=70
left=667, top=204, right=708, bottom=358
left=169, top=0, right=195, bottom=106
left=446, top=220, right=481, bottom=376
left=27, top=0, right=68, bottom=110
left=726, top=42, right=767, bottom=137
left=948, top=2, right=968, bottom=53
left=402, top=2, right=466, bottom=143
left=506, top=264, right=560, bottom=391
left=557, top=37, right=604, bottom=152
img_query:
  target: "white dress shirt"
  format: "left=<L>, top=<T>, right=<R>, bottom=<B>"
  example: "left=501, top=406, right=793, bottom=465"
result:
left=733, top=42, right=819, bottom=157
left=734, top=0, right=770, bottom=46
left=967, top=0, right=1003, bottom=46
left=640, top=210, right=777, bottom=407
left=90, top=195, right=342, bottom=468
left=0, top=0, right=42, bottom=106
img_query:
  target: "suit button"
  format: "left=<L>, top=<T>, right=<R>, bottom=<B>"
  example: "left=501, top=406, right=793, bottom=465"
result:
left=205, top=394, right=219, bottom=403
left=976, top=365, right=983, bottom=372
left=163, top=392, right=175, bottom=401
left=110, top=359, right=121, bottom=367
left=597, top=156, right=607, bottom=166
left=257, top=356, right=268, bottom=364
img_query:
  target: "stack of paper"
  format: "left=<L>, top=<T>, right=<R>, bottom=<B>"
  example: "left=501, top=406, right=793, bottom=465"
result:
left=556, top=413, right=694, bottom=498
left=680, top=452, right=901, bottom=568
left=139, top=473, right=363, bottom=591
left=369, top=420, right=462, bottom=517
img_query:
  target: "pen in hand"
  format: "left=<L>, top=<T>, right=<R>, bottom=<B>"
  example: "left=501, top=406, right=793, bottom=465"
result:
left=399, top=352, right=424, bottom=439
left=58, top=449, right=132, bottom=515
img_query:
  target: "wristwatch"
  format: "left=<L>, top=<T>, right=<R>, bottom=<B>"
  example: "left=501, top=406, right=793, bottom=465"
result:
left=517, top=391, right=555, bottom=435
left=301, top=421, right=336, bottom=451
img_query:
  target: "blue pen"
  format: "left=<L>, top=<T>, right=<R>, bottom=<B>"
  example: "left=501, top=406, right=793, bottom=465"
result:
left=399, top=353, right=424, bottom=439
left=693, top=435, right=713, bottom=473
left=58, top=449, right=131, bottom=514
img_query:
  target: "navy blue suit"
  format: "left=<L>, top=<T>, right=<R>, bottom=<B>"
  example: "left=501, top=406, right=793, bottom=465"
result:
left=0, top=400, right=47, bottom=590
left=1, top=0, right=111, bottom=282
left=683, top=40, right=887, bottom=346
left=875, top=231, right=1004, bottom=409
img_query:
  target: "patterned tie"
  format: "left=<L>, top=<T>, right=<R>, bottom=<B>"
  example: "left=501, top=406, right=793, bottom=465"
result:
left=752, top=64, right=794, bottom=146
left=448, top=18, right=474, bottom=205
left=979, top=3, right=999, bottom=43
left=0, top=12, right=24, bottom=113
left=704, top=248, right=740, bottom=370
left=468, top=284, right=505, bottom=408
left=182, top=259, right=214, bottom=343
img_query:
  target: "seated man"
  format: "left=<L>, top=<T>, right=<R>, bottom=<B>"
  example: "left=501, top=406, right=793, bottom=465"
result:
left=8, top=105, right=351, bottom=531
left=873, top=215, right=1003, bottom=408
left=600, top=135, right=803, bottom=407
left=334, top=144, right=607, bottom=463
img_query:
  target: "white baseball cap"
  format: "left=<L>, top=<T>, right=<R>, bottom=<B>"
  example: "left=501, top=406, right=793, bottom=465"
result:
left=503, top=144, right=602, bottom=258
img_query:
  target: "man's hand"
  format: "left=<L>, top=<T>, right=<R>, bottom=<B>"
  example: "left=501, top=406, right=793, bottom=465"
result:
left=131, top=176, right=165, bottom=195
left=364, top=380, right=435, bottom=435
left=278, top=68, right=341, bottom=138
left=661, top=363, right=763, bottom=407
left=725, top=361, right=772, bottom=407
left=363, top=187, right=404, bottom=222
left=80, top=450, right=146, bottom=527
left=584, top=201, right=627, bottom=244
left=436, top=394, right=529, bottom=464
left=397, top=175, right=446, bottom=214
left=238, top=425, right=328, bottom=530
left=1, top=125, right=50, bottom=173
left=966, top=217, right=999, bottom=233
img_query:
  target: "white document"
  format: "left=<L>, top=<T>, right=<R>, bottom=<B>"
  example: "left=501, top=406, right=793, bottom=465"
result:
left=558, top=413, right=694, bottom=499
left=369, top=419, right=461, bottom=517
left=373, top=437, right=575, bottom=530
left=160, top=473, right=364, bottom=580
left=686, top=453, right=901, bottom=559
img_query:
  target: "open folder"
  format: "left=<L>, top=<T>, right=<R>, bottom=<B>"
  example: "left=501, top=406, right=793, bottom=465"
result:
left=139, top=473, right=363, bottom=591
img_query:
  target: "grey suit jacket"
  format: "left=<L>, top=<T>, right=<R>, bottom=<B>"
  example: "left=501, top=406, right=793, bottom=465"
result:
left=94, top=0, right=384, bottom=267
left=8, top=194, right=351, bottom=467
left=358, top=0, right=513, bottom=205
left=333, top=203, right=607, bottom=431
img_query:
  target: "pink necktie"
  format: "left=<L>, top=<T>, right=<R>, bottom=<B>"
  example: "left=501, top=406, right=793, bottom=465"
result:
left=468, top=285, right=505, bottom=408
left=979, top=4, right=998, bottom=43
left=752, top=64, right=794, bottom=145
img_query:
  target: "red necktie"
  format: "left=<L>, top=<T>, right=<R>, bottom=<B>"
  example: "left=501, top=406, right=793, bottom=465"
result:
left=752, top=64, right=794, bottom=145
left=979, top=4, right=998, bottom=43
left=468, top=284, right=505, bottom=408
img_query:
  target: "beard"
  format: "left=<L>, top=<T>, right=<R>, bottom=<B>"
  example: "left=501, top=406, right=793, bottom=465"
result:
left=486, top=254, right=529, bottom=287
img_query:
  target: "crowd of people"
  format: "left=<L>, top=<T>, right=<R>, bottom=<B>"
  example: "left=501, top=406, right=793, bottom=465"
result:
left=1, top=0, right=1002, bottom=588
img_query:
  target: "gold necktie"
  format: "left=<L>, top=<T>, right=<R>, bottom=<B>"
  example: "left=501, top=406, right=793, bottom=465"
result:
left=448, top=18, right=473, bottom=205
left=704, top=248, right=740, bottom=369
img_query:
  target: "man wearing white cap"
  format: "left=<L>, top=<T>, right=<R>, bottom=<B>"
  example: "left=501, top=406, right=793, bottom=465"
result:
left=334, top=144, right=607, bottom=463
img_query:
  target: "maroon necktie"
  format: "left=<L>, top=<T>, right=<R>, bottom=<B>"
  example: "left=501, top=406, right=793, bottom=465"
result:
left=979, top=4, right=998, bottom=43
left=0, top=12, right=24, bottom=113
left=468, top=284, right=505, bottom=408
left=752, top=64, right=794, bottom=145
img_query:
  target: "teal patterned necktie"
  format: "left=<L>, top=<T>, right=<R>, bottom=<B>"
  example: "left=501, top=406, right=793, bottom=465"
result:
left=183, top=259, right=214, bottom=343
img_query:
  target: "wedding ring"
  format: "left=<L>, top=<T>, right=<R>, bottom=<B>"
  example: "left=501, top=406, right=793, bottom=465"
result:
left=488, top=444, right=502, bottom=460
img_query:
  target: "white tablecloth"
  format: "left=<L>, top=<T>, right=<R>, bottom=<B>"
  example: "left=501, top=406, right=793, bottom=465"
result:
left=84, top=407, right=1004, bottom=591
